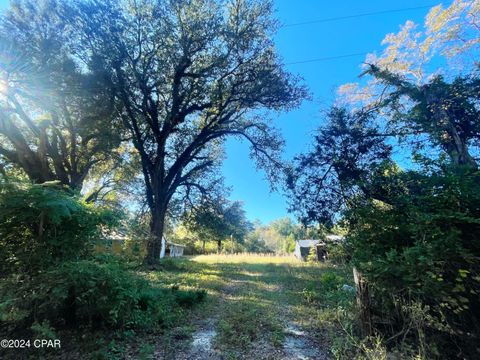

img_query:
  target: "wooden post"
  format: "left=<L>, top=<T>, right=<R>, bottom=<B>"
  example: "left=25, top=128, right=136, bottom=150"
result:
left=353, top=267, right=373, bottom=336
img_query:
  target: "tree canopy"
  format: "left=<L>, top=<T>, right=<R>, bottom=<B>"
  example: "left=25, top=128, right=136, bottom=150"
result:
left=56, top=0, right=307, bottom=263
left=0, top=1, right=121, bottom=189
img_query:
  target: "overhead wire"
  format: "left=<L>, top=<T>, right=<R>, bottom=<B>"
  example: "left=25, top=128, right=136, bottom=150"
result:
left=282, top=4, right=439, bottom=28
left=281, top=3, right=444, bottom=66
left=285, top=52, right=369, bottom=65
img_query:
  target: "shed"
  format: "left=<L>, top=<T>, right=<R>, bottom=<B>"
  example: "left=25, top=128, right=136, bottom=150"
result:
left=160, top=237, right=186, bottom=258
left=166, top=242, right=185, bottom=257
left=294, top=239, right=327, bottom=261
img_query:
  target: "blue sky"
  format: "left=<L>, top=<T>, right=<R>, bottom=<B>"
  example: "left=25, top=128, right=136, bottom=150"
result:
left=0, top=0, right=440, bottom=223
left=222, top=0, right=439, bottom=224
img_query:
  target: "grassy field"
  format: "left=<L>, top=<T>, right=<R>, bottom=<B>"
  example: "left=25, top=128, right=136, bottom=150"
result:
left=147, top=254, right=355, bottom=360
left=13, top=254, right=354, bottom=359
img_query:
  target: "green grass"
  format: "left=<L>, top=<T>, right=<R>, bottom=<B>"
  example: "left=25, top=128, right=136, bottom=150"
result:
left=8, top=254, right=354, bottom=359
left=216, top=300, right=284, bottom=349
left=150, top=254, right=355, bottom=358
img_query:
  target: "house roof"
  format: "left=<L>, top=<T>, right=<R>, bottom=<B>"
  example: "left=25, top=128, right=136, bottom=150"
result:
left=167, top=241, right=186, bottom=248
left=325, top=235, right=345, bottom=242
left=104, top=230, right=128, bottom=241
left=296, top=239, right=323, bottom=247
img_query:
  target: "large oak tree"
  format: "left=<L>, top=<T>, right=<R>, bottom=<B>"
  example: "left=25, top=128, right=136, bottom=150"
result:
left=64, top=0, right=306, bottom=263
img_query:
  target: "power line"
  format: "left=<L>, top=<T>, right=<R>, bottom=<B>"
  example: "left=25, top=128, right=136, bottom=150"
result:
left=285, top=52, right=369, bottom=65
left=282, top=4, right=445, bottom=65
left=282, top=4, right=438, bottom=28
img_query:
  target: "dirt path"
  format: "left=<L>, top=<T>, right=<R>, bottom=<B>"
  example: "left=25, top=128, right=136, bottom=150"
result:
left=155, top=257, right=333, bottom=360
left=163, top=281, right=239, bottom=360
left=282, top=320, right=329, bottom=360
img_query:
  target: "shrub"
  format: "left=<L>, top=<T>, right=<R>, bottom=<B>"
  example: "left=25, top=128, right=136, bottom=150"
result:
left=170, top=286, right=207, bottom=307
left=348, top=167, right=480, bottom=358
left=326, top=242, right=349, bottom=264
left=302, top=271, right=354, bottom=307
left=307, top=246, right=318, bottom=263
left=0, top=182, right=207, bottom=335
left=0, top=181, right=113, bottom=276
left=319, top=271, right=343, bottom=291
left=122, top=217, right=150, bottom=259
left=157, top=258, right=186, bottom=272
left=0, top=257, right=205, bottom=331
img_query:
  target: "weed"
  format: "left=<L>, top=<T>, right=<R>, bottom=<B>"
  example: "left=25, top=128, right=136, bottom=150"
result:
left=216, top=300, right=284, bottom=350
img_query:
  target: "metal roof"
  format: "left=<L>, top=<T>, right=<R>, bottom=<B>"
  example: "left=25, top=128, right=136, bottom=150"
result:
left=296, top=239, right=323, bottom=247
left=325, top=235, right=345, bottom=242
left=167, top=241, right=186, bottom=248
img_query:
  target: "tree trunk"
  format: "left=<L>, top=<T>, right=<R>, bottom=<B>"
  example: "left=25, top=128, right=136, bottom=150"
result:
left=146, top=205, right=166, bottom=265
left=428, top=96, right=477, bottom=169
left=64, top=285, right=77, bottom=327
left=353, top=267, right=373, bottom=336
left=217, top=239, right=222, bottom=254
left=443, top=119, right=477, bottom=169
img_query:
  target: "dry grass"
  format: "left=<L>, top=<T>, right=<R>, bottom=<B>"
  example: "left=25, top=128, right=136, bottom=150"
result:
left=191, top=253, right=305, bottom=265
left=148, top=254, right=354, bottom=359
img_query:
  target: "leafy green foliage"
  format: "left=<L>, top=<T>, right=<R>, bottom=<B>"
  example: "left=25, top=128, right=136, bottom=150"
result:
left=302, top=271, right=354, bottom=307
left=0, top=182, right=113, bottom=275
left=180, top=199, right=252, bottom=253
left=364, top=66, right=480, bottom=168
left=306, top=245, right=318, bottom=263
left=170, top=286, right=207, bottom=308
left=326, top=242, right=349, bottom=265
left=287, top=107, right=392, bottom=225
left=0, top=256, right=206, bottom=331
left=157, top=258, right=187, bottom=272
left=30, top=320, right=57, bottom=340
left=0, top=1, right=121, bottom=189
left=0, top=181, right=208, bottom=347
left=246, top=218, right=324, bottom=253
left=51, top=0, right=308, bottom=263
left=243, top=231, right=270, bottom=253
left=290, top=62, right=480, bottom=357
left=348, top=166, right=480, bottom=357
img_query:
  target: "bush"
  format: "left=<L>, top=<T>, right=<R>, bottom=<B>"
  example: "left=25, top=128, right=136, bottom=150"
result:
left=0, top=256, right=205, bottom=331
left=302, top=271, right=354, bottom=307
left=157, top=257, right=186, bottom=271
left=307, top=245, right=318, bottom=263
left=348, top=167, right=480, bottom=358
left=170, top=285, right=207, bottom=307
left=0, top=181, right=113, bottom=275
left=326, top=242, right=349, bottom=264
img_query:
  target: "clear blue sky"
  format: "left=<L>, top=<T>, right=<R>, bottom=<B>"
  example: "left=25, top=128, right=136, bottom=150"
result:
left=222, top=0, right=440, bottom=224
left=0, top=0, right=440, bottom=223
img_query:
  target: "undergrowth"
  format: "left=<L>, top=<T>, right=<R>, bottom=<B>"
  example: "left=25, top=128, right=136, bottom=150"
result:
left=216, top=300, right=284, bottom=352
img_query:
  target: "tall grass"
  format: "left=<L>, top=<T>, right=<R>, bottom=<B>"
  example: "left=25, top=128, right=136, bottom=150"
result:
left=191, top=253, right=303, bottom=264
